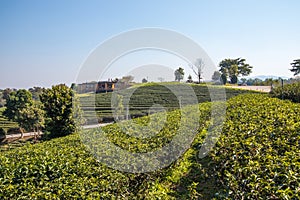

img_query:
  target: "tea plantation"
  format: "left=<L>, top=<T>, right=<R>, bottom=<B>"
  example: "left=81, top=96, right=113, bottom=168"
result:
left=80, top=83, right=255, bottom=123
left=0, top=93, right=299, bottom=199
left=0, top=107, right=18, bottom=131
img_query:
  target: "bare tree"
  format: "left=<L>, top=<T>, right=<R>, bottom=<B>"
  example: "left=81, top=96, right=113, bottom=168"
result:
left=190, top=58, right=205, bottom=83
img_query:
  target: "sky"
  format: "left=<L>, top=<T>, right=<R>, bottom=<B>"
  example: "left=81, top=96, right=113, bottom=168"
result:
left=0, top=0, right=300, bottom=88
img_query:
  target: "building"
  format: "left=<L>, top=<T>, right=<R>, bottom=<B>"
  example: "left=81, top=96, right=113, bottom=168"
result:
left=77, top=81, right=98, bottom=93
left=96, top=81, right=115, bottom=93
left=77, top=80, right=127, bottom=94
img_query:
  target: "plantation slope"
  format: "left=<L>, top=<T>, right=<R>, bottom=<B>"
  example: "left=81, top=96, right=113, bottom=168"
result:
left=209, top=94, right=300, bottom=199
left=80, top=82, right=257, bottom=123
left=0, top=93, right=299, bottom=199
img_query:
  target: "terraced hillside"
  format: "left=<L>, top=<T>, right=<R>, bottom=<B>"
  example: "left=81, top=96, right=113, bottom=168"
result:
left=80, top=82, right=256, bottom=123
left=1, top=94, right=298, bottom=199
left=0, top=107, right=18, bottom=131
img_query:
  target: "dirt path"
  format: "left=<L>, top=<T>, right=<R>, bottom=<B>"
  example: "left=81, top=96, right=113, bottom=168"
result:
left=5, top=132, right=41, bottom=139
left=227, top=86, right=272, bottom=93
left=3, top=123, right=113, bottom=139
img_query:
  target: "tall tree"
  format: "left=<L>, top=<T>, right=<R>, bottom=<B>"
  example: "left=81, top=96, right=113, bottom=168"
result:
left=190, top=58, right=205, bottom=83
left=219, top=58, right=253, bottom=84
left=40, top=84, right=84, bottom=138
left=290, top=59, right=300, bottom=76
left=4, top=89, right=34, bottom=138
left=174, top=67, right=184, bottom=82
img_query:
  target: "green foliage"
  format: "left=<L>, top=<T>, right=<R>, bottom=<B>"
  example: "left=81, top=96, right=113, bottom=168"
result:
left=290, top=59, right=300, bottom=76
left=40, top=84, right=83, bottom=138
left=80, top=83, right=253, bottom=123
left=0, top=102, right=213, bottom=199
left=221, top=73, right=227, bottom=85
left=219, top=58, right=253, bottom=83
left=230, top=74, right=238, bottom=84
left=2, top=93, right=297, bottom=199
left=19, top=102, right=45, bottom=132
left=0, top=107, right=18, bottom=130
left=28, top=87, right=45, bottom=101
left=270, top=81, right=300, bottom=103
left=174, top=67, right=184, bottom=81
left=210, top=94, right=300, bottom=199
left=3, top=89, right=34, bottom=134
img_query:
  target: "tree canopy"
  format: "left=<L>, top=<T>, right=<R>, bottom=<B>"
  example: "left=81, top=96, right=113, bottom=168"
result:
left=40, top=84, right=83, bottom=138
left=3, top=89, right=44, bottom=137
left=290, top=59, right=300, bottom=76
left=174, top=67, right=184, bottom=82
left=219, top=58, right=253, bottom=84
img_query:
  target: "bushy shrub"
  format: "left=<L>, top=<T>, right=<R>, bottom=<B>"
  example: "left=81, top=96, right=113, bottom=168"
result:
left=40, top=84, right=84, bottom=138
left=270, top=81, right=300, bottom=103
left=211, top=94, right=300, bottom=199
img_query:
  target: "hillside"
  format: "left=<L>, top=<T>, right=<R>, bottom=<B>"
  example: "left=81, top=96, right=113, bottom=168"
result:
left=80, top=82, right=257, bottom=123
left=0, top=93, right=299, bottom=199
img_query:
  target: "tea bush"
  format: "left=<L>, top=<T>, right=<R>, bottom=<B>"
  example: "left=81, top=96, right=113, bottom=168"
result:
left=270, top=81, right=300, bottom=103
left=0, top=93, right=299, bottom=199
left=211, top=94, right=300, bottom=199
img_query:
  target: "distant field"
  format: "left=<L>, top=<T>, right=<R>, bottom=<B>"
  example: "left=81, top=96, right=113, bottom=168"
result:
left=79, top=82, right=258, bottom=123
left=0, top=107, right=18, bottom=131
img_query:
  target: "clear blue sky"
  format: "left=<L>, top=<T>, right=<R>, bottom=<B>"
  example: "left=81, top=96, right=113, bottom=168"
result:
left=1, top=0, right=300, bottom=88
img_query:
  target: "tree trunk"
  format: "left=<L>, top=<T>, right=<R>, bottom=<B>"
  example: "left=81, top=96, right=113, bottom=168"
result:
left=20, top=128, right=24, bottom=138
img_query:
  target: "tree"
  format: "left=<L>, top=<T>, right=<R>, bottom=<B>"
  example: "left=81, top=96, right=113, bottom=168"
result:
left=220, top=73, right=227, bottom=85
left=28, top=87, right=44, bottom=101
left=190, top=58, right=205, bottom=83
left=174, top=67, right=184, bottom=82
left=186, top=74, right=193, bottom=83
left=40, top=84, right=83, bottom=138
left=142, top=78, right=148, bottom=83
left=2, top=88, right=13, bottom=101
left=19, top=102, right=45, bottom=138
left=219, top=58, right=253, bottom=84
left=4, top=89, right=34, bottom=138
left=212, top=71, right=221, bottom=81
left=70, top=83, right=77, bottom=91
left=290, top=59, right=300, bottom=76
left=240, top=78, right=247, bottom=85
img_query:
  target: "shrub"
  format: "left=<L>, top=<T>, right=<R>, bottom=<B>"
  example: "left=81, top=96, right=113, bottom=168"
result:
left=270, top=81, right=300, bottom=103
left=40, top=84, right=84, bottom=138
left=210, top=94, right=300, bottom=199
